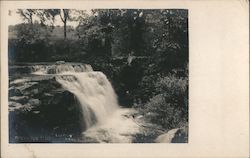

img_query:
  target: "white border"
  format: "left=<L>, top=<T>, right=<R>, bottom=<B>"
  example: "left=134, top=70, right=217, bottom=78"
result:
left=1, top=1, right=249, bottom=158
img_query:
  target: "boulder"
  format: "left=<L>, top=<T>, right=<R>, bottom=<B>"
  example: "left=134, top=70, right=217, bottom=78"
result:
left=155, top=127, right=188, bottom=143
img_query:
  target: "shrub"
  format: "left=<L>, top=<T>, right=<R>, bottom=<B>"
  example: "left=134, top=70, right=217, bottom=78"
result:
left=137, top=74, right=159, bottom=103
left=142, top=74, right=188, bottom=130
left=155, top=74, right=188, bottom=106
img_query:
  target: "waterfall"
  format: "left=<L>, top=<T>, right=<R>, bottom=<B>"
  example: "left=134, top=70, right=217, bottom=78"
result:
left=56, top=72, right=119, bottom=128
left=32, top=63, right=140, bottom=143
left=33, top=63, right=119, bottom=128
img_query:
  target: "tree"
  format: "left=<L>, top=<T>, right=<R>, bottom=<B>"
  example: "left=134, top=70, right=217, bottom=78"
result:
left=36, top=9, right=60, bottom=28
left=33, top=9, right=72, bottom=39
left=47, top=9, right=75, bottom=39
left=17, top=9, right=37, bottom=24
left=59, top=9, right=70, bottom=39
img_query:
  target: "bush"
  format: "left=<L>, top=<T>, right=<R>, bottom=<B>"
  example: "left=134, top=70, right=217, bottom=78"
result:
left=136, top=74, right=159, bottom=103
left=142, top=74, right=188, bottom=130
left=155, top=74, right=188, bottom=106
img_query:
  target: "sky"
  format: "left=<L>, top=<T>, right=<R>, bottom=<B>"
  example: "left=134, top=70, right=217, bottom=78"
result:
left=8, top=9, right=92, bottom=27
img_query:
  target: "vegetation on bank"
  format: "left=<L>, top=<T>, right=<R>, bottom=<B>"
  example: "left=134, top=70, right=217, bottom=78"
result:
left=136, top=73, right=188, bottom=130
left=9, top=9, right=188, bottom=134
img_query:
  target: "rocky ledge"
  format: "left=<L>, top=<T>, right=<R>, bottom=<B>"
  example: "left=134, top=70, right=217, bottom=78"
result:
left=9, top=75, right=84, bottom=143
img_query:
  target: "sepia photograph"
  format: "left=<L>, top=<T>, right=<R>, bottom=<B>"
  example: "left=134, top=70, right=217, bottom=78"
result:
left=8, top=9, right=188, bottom=143
left=1, top=1, right=249, bottom=158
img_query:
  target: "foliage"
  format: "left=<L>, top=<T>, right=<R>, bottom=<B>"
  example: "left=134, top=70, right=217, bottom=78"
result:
left=10, top=9, right=188, bottom=64
left=8, top=23, right=52, bottom=62
left=155, top=74, right=188, bottom=104
left=9, top=27, right=83, bottom=62
left=17, top=24, right=51, bottom=42
left=139, top=74, right=188, bottom=130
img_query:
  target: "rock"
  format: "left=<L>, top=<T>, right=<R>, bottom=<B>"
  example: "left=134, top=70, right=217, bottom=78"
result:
left=9, top=101, right=23, bottom=111
left=9, top=73, right=84, bottom=142
left=9, top=87, right=22, bottom=96
left=31, top=88, right=39, bottom=95
left=171, top=127, right=188, bottom=143
left=32, top=111, right=40, bottom=114
left=9, top=96, right=28, bottom=104
left=44, top=93, right=53, bottom=97
left=28, top=98, right=40, bottom=106
left=56, top=61, right=65, bottom=64
left=155, top=127, right=188, bottom=143
left=17, top=82, right=38, bottom=92
left=20, top=103, right=33, bottom=112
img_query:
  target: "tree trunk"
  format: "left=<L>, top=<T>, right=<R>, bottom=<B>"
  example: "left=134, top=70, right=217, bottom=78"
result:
left=30, top=14, right=33, bottom=24
left=64, top=21, right=67, bottom=39
left=59, top=9, right=68, bottom=39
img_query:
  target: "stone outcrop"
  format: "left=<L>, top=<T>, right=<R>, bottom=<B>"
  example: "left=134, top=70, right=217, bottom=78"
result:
left=155, top=127, right=188, bottom=143
left=9, top=75, right=84, bottom=143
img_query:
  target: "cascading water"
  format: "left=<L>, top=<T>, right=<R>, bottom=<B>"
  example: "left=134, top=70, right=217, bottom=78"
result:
left=32, top=63, right=93, bottom=75
left=32, top=63, right=141, bottom=143
left=56, top=72, right=119, bottom=128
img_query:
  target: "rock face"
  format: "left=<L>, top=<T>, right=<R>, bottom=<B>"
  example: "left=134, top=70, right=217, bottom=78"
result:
left=155, top=127, right=188, bottom=143
left=9, top=75, right=84, bottom=143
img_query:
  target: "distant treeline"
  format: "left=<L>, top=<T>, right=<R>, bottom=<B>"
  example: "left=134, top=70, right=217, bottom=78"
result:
left=9, top=25, right=76, bottom=40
